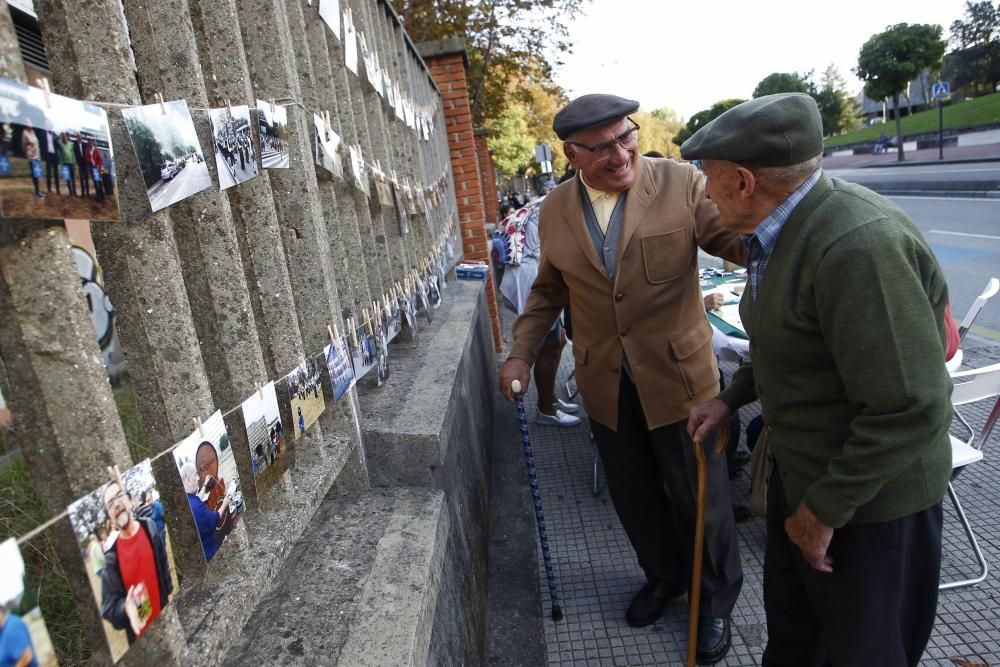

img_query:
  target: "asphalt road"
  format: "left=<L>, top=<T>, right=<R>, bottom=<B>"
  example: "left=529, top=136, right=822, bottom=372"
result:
left=886, top=195, right=1000, bottom=338
left=828, top=161, right=1000, bottom=194
left=147, top=162, right=212, bottom=211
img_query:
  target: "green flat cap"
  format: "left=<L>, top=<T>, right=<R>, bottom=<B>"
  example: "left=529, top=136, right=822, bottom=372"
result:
left=680, top=93, right=822, bottom=166
left=553, top=94, right=639, bottom=140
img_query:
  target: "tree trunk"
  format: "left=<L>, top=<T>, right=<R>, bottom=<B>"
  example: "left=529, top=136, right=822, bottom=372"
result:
left=893, top=93, right=905, bottom=162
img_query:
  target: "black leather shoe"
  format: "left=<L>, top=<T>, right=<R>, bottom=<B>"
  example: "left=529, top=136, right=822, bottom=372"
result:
left=696, top=617, right=732, bottom=665
left=625, top=579, right=684, bottom=627
left=732, top=503, right=753, bottom=524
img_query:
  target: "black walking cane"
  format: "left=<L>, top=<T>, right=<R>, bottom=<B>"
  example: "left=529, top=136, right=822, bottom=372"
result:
left=511, top=379, right=564, bottom=621
left=687, top=422, right=730, bottom=667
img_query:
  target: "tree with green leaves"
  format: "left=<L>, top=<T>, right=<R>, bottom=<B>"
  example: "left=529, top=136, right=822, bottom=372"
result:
left=752, top=72, right=814, bottom=98
left=946, top=1, right=1000, bottom=96
left=123, top=116, right=165, bottom=186
left=391, top=0, right=584, bottom=126
left=815, top=65, right=862, bottom=137
left=856, top=23, right=946, bottom=161
left=672, top=99, right=746, bottom=148
left=486, top=103, right=536, bottom=177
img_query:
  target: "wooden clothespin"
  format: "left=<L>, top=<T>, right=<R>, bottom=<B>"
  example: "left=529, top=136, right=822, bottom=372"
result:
left=333, top=322, right=341, bottom=341
left=37, top=79, right=52, bottom=108
left=107, top=464, right=125, bottom=490
left=270, top=98, right=276, bottom=115
left=349, top=318, right=360, bottom=349
left=226, top=99, right=233, bottom=116
left=193, top=416, right=205, bottom=438
left=155, top=92, right=166, bottom=114
left=328, top=324, right=336, bottom=344
left=256, top=381, right=265, bottom=399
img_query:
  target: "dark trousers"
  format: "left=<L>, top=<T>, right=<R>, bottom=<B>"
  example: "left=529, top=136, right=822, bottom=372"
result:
left=45, top=154, right=59, bottom=192
left=762, top=470, right=942, bottom=667
left=77, top=160, right=90, bottom=196
left=590, top=375, right=743, bottom=619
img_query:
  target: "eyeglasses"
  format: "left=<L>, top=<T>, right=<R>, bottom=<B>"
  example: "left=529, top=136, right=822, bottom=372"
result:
left=564, top=119, right=640, bottom=163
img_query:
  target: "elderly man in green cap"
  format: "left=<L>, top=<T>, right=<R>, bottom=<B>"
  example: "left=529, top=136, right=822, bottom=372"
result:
left=683, top=93, right=952, bottom=666
left=499, top=93, right=747, bottom=664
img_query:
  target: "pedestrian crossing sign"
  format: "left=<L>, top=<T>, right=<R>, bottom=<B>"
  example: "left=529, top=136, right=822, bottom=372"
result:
left=932, top=82, right=950, bottom=100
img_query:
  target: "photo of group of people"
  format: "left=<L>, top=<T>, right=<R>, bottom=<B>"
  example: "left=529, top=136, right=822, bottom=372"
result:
left=324, top=336, right=356, bottom=402
left=287, top=357, right=325, bottom=439
left=313, top=113, right=343, bottom=179
left=374, top=325, right=389, bottom=387
left=399, top=292, right=418, bottom=338
left=239, top=382, right=287, bottom=498
left=348, top=145, right=369, bottom=197
left=0, top=538, right=58, bottom=667
left=171, top=411, right=244, bottom=564
left=67, top=459, right=177, bottom=662
left=0, top=77, right=119, bottom=221
left=121, top=99, right=211, bottom=213
left=256, top=100, right=289, bottom=169
left=428, top=274, right=442, bottom=309
left=209, top=105, right=259, bottom=191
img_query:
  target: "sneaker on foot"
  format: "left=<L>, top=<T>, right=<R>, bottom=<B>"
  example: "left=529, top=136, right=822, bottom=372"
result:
left=537, top=409, right=581, bottom=427
left=553, top=398, right=579, bottom=414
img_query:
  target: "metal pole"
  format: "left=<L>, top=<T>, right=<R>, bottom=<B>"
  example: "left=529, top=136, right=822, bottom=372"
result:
left=939, top=100, right=944, bottom=161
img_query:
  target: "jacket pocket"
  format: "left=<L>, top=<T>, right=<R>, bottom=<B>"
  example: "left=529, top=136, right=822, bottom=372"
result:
left=669, top=324, right=716, bottom=398
left=641, top=228, right=690, bottom=284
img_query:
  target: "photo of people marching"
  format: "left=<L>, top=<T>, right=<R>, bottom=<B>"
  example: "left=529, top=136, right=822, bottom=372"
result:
left=209, top=105, right=259, bottom=190
left=255, top=99, right=289, bottom=169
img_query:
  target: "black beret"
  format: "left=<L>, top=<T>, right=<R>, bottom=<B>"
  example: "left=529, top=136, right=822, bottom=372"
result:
left=680, top=93, right=823, bottom=167
left=553, top=94, right=640, bottom=140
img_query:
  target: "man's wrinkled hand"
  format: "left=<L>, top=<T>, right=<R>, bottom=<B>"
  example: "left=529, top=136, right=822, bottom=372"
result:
left=499, top=358, right=531, bottom=403
left=785, top=502, right=834, bottom=573
left=703, top=293, right=724, bottom=311
left=687, top=399, right=731, bottom=442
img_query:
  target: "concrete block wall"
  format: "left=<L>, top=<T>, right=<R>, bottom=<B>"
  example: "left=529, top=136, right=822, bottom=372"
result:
left=0, top=1, right=500, bottom=665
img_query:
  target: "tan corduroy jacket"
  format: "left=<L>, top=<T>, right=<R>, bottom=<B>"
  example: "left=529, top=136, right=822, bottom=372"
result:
left=509, top=157, right=746, bottom=430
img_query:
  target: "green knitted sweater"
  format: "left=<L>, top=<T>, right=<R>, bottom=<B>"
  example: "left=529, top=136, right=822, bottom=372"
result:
left=719, top=174, right=953, bottom=528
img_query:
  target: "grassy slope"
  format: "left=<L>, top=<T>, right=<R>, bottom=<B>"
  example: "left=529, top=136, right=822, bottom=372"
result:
left=824, top=92, right=1000, bottom=148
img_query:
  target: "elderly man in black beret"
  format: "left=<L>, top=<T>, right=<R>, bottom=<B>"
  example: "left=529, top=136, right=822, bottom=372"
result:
left=499, top=93, right=747, bottom=664
left=685, top=93, right=952, bottom=666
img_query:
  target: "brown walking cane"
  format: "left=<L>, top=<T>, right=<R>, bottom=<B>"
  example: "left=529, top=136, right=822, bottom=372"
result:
left=687, top=422, right=730, bottom=667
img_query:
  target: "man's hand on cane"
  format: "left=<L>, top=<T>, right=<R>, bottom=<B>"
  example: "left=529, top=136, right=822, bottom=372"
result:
left=688, top=399, right=732, bottom=442
left=500, top=358, right=531, bottom=402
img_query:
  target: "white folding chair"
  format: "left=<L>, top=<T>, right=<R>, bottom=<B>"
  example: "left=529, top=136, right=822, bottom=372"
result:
left=941, top=361, right=1000, bottom=590
left=957, top=277, right=999, bottom=343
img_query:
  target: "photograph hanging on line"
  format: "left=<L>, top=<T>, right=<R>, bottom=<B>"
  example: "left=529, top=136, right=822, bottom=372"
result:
left=313, top=114, right=343, bottom=179
left=399, top=291, right=417, bottom=339
left=375, top=322, right=389, bottom=387
left=324, top=335, right=356, bottom=402
left=0, top=538, right=59, bottom=667
left=0, top=77, right=120, bottom=221
left=66, top=459, right=177, bottom=663
left=343, top=10, right=358, bottom=75
left=318, top=0, right=340, bottom=39
left=418, top=277, right=433, bottom=324
left=428, top=274, right=442, bottom=309
left=208, top=105, right=259, bottom=191
left=349, top=323, right=377, bottom=381
left=256, top=100, right=289, bottom=169
left=121, top=99, right=211, bottom=213
left=387, top=298, right=402, bottom=341
left=288, top=356, right=326, bottom=439
left=240, top=382, right=287, bottom=499
left=348, top=145, right=369, bottom=197
left=171, top=410, right=245, bottom=564
left=392, top=182, right=410, bottom=234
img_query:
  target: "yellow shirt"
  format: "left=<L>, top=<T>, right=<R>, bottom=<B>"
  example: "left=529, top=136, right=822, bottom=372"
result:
left=580, top=174, right=621, bottom=235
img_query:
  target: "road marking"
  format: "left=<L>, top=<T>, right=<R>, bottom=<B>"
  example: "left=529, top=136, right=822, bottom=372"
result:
left=928, top=229, right=1000, bottom=241
left=891, top=195, right=1000, bottom=202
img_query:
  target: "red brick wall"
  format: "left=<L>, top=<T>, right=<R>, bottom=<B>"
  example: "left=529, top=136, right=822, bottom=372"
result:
left=426, top=52, right=503, bottom=352
left=474, top=131, right=499, bottom=225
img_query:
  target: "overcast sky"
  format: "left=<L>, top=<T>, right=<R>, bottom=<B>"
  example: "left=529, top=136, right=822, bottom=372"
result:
left=554, top=0, right=972, bottom=120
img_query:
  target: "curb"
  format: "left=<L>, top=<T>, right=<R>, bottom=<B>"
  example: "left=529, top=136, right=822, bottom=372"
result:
left=860, top=156, right=1000, bottom=169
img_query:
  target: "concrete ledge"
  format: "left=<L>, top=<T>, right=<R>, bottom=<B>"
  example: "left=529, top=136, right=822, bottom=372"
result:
left=221, top=487, right=446, bottom=666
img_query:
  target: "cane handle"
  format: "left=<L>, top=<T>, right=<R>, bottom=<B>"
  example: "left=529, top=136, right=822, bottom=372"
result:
left=511, top=379, right=522, bottom=394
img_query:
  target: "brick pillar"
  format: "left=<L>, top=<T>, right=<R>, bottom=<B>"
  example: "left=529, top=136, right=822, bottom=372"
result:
left=474, top=129, right=499, bottom=225
left=419, top=39, right=502, bottom=352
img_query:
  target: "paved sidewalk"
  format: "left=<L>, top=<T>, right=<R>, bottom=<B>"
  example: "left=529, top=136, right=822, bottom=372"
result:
left=502, top=333, right=1000, bottom=666
left=823, top=142, right=1000, bottom=169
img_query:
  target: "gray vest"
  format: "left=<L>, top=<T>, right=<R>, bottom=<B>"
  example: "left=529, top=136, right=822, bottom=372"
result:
left=579, top=183, right=627, bottom=282
left=579, top=183, right=633, bottom=377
